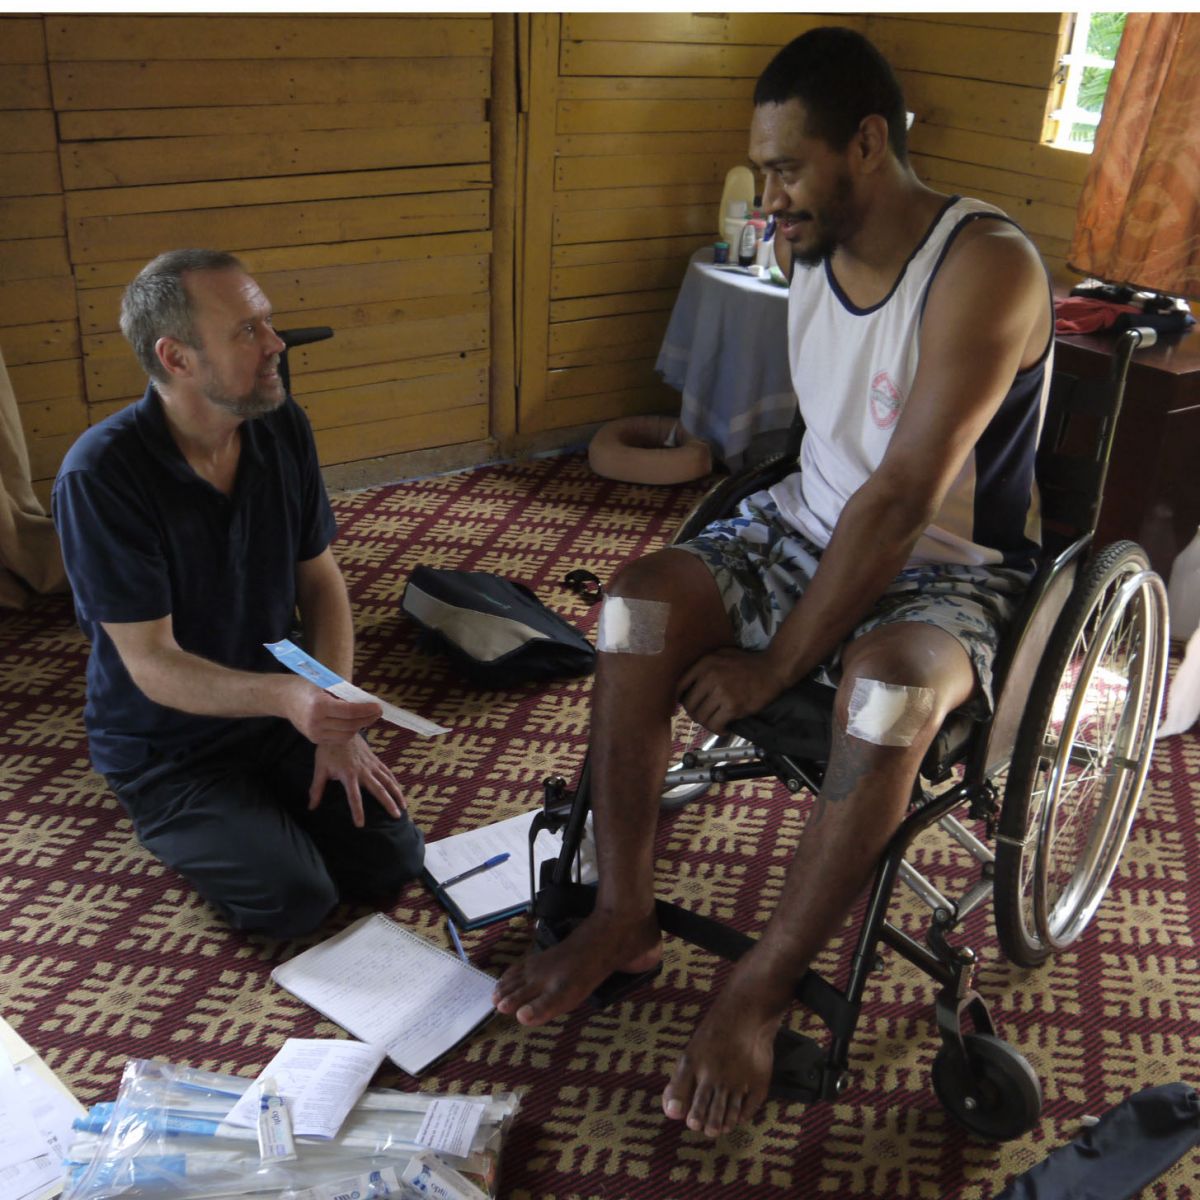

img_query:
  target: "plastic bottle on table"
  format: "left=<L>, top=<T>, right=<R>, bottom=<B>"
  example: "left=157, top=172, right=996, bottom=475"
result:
left=723, top=201, right=750, bottom=260
left=717, top=165, right=755, bottom=239
left=737, top=220, right=758, bottom=267
left=755, top=214, right=776, bottom=269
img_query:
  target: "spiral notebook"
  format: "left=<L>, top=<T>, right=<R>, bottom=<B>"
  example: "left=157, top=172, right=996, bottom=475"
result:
left=271, top=913, right=496, bottom=1076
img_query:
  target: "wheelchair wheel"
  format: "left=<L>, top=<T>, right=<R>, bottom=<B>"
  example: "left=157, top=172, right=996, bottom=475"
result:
left=994, top=541, right=1168, bottom=967
left=932, top=1033, right=1042, bottom=1141
left=660, top=709, right=748, bottom=810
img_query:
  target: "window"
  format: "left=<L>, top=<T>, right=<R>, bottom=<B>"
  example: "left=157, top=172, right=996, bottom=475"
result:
left=1046, top=11, right=1127, bottom=152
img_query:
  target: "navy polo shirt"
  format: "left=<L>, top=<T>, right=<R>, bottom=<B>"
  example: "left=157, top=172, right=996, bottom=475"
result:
left=52, top=385, right=336, bottom=777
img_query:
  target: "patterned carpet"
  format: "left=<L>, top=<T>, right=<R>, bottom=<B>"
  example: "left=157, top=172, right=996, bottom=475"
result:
left=1, top=451, right=1198, bottom=1198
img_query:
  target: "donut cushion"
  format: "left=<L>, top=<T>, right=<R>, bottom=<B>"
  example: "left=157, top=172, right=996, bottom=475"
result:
left=587, top=415, right=712, bottom=485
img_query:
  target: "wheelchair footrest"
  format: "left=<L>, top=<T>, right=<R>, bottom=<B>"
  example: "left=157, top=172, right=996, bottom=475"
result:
left=534, top=894, right=664, bottom=1009
left=769, top=1028, right=835, bottom=1103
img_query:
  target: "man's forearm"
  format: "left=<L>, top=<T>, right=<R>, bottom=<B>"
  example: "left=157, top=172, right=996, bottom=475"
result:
left=295, top=548, right=357, bottom=681
left=765, top=483, right=933, bottom=687
left=297, top=572, right=356, bottom=681
left=122, top=642, right=303, bottom=721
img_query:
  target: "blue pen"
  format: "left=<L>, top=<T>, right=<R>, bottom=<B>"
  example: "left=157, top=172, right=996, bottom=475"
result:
left=447, top=918, right=469, bottom=963
left=439, top=851, right=509, bottom=889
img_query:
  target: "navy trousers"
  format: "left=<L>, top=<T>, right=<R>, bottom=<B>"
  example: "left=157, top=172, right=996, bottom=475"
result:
left=108, top=720, right=425, bottom=938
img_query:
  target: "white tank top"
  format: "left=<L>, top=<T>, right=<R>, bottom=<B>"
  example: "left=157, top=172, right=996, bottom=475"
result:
left=768, top=196, right=1052, bottom=569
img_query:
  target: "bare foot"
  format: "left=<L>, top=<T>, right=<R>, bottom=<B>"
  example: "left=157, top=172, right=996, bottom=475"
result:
left=661, top=967, right=787, bottom=1137
left=493, top=910, right=661, bottom=1026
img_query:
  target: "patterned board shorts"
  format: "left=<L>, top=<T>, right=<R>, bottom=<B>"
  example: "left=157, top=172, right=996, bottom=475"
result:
left=674, top=491, right=1033, bottom=716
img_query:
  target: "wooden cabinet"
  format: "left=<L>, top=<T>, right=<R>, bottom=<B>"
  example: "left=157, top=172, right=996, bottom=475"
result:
left=1053, top=321, right=1200, bottom=576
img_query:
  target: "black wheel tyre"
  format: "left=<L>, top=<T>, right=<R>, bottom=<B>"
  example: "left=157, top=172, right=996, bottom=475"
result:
left=994, top=541, right=1167, bottom=967
left=932, top=1033, right=1042, bottom=1142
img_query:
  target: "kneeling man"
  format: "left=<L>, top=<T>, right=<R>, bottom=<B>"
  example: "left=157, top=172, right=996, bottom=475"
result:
left=54, top=249, right=425, bottom=938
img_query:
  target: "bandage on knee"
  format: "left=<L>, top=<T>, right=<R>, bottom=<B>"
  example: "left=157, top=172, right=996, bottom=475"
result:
left=596, top=596, right=669, bottom=654
left=845, top=678, right=935, bottom=747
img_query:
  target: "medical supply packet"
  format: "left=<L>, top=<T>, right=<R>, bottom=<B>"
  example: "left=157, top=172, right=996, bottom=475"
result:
left=62, top=1058, right=519, bottom=1200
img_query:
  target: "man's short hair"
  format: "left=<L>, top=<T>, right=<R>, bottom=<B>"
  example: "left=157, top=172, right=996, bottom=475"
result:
left=119, top=248, right=244, bottom=383
left=754, top=27, right=909, bottom=165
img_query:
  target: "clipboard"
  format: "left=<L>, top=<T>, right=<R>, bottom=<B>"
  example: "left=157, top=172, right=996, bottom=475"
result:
left=422, top=810, right=596, bottom=930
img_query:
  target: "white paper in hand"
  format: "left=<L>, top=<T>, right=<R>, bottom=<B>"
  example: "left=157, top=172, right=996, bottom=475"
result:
left=264, top=640, right=449, bottom=737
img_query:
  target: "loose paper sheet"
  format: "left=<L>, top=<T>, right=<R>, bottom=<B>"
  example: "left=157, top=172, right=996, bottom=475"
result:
left=415, top=1098, right=487, bottom=1160
left=0, top=1017, right=86, bottom=1200
left=265, top=640, right=449, bottom=737
left=223, top=1039, right=386, bottom=1139
left=0, top=1056, right=51, bottom=1171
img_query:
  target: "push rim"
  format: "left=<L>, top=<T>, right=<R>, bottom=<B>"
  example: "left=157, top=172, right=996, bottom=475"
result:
left=1012, top=566, right=1167, bottom=956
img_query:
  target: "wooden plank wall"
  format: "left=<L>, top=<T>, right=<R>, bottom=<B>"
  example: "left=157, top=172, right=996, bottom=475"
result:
left=517, top=12, right=1085, bottom=437
left=878, top=13, right=1086, bottom=275
left=0, top=17, right=81, bottom=511
left=0, top=13, right=503, bottom=504
left=1, top=13, right=1090, bottom=496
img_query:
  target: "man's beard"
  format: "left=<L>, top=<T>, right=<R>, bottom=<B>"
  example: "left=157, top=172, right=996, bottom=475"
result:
left=199, top=359, right=285, bottom=419
left=791, top=172, right=859, bottom=269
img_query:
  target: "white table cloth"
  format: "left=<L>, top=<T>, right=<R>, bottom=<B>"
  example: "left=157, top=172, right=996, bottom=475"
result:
left=655, top=249, right=796, bottom=469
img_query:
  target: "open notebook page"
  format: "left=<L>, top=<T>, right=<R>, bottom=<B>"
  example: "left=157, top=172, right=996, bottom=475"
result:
left=271, top=914, right=496, bottom=1075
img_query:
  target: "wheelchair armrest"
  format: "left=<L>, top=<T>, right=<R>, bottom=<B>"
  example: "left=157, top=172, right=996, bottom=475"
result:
left=673, top=448, right=799, bottom=545
left=973, top=535, right=1089, bottom=778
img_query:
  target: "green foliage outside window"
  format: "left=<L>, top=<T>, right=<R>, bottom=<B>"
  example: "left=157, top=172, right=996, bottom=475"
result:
left=1070, top=12, right=1127, bottom=149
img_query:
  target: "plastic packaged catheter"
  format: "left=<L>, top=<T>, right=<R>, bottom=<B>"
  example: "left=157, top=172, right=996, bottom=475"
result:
left=62, top=1059, right=521, bottom=1200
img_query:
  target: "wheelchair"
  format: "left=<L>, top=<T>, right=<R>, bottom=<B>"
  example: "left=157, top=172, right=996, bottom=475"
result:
left=278, top=325, right=334, bottom=391
left=529, top=327, right=1169, bottom=1142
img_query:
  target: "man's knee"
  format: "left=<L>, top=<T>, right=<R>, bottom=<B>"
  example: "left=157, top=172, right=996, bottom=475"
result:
left=602, top=549, right=728, bottom=657
left=608, top=548, right=692, bottom=604
left=350, top=815, right=425, bottom=901
left=222, top=860, right=339, bottom=939
left=837, top=624, right=974, bottom=746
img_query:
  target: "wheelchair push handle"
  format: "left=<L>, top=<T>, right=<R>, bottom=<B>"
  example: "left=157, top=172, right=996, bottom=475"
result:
left=276, top=327, right=333, bottom=395
left=279, top=326, right=334, bottom=350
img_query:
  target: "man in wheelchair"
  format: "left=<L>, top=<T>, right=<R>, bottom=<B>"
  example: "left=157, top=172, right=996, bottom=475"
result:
left=495, top=27, right=1055, bottom=1137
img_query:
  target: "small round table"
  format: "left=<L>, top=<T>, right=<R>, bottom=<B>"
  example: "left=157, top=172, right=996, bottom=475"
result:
left=655, top=248, right=795, bottom=469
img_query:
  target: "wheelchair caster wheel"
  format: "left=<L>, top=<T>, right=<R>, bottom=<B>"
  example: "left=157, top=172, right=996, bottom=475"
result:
left=932, top=1032, right=1041, bottom=1142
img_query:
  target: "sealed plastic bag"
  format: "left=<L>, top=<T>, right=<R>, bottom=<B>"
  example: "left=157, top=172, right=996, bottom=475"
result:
left=63, top=1058, right=520, bottom=1200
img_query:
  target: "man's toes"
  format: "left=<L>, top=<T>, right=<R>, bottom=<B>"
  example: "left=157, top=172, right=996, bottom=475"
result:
left=686, top=1078, right=715, bottom=1133
left=701, top=1090, right=730, bottom=1138
left=662, top=1056, right=696, bottom=1121
left=713, top=1088, right=747, bottom=1136
left=492, top=966, right=538, bottom=1013
left=514, top=993, right=563, bottom=1027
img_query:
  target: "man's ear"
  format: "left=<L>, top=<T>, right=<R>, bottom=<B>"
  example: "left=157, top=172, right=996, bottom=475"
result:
left=855, top=114, right=892, bottom=172
left=154, top=335, right=193, bottom=380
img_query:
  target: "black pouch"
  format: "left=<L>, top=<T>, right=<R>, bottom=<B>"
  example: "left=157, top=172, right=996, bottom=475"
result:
left=401, top=567, right=596, bottom=686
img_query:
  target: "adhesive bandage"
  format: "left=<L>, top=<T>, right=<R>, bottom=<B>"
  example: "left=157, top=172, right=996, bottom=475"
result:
left=596, top=596, right=669, bottom=654
left=845, top=678, right=935, bottom=747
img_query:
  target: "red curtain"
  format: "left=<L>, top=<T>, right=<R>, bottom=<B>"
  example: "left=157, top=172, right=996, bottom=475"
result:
left=1068, top=12, right=1200, bottom=300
